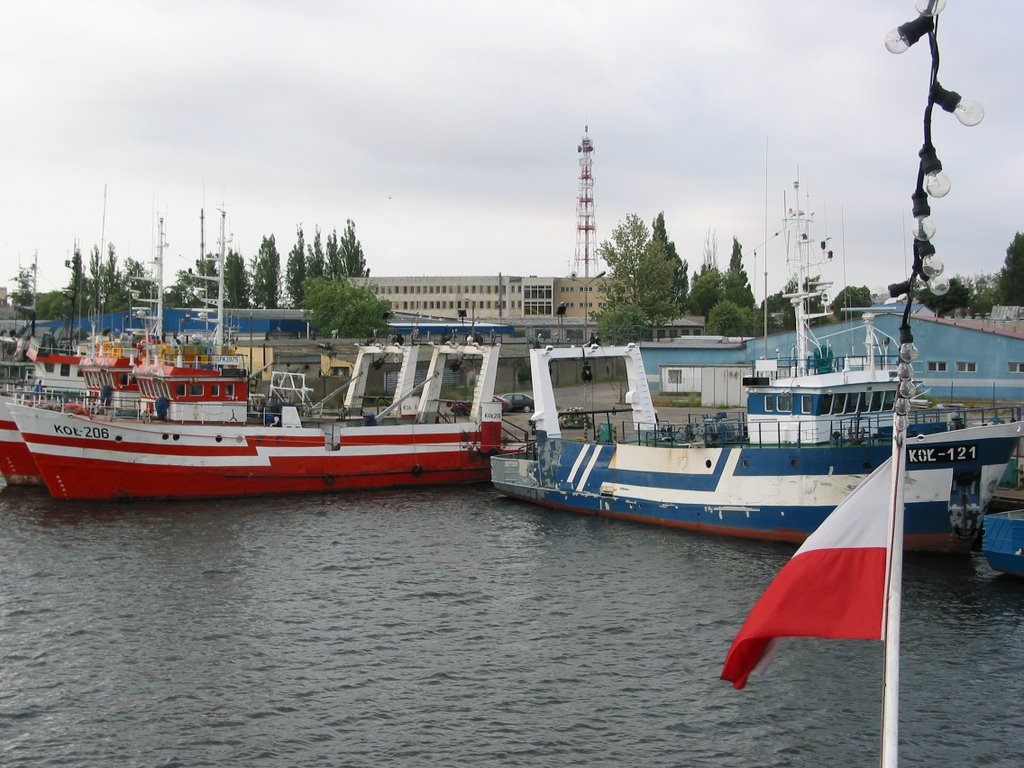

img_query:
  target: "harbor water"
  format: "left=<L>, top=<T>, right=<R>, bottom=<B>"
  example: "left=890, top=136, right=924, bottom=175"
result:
left=1, top=484, right=1021, bottom=767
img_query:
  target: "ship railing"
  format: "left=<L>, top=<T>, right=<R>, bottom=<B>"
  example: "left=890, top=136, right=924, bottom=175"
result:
left=628, top=403, right=1021, bottom=449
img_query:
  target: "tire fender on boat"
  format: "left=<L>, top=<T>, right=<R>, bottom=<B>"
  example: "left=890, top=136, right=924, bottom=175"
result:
left=411, top=464, right=423, bottom=478
left=324, top=474, right=336, bottom=486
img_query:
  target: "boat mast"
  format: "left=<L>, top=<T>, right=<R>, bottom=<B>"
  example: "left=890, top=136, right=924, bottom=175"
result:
left=215, top=209, right=227, bottom=349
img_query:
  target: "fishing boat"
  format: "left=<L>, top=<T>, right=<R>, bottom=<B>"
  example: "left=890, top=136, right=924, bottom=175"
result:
left=10, top=338, right=509, bottom=501
left=490, top=202, right=1022, bottom=553
left=982, top=510, right=1024, bottom=576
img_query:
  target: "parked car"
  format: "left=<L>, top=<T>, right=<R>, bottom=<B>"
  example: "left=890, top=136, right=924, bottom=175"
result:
left=450, top=395, right=510, bottom=416
left=499, top=393, right=534, bottom=412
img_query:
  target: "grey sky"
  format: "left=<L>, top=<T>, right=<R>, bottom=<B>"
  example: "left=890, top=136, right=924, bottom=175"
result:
left=3, top=1, right=1021, bottom=306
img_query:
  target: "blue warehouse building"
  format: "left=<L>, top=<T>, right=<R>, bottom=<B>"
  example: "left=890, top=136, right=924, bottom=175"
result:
left=640, top=310, right=1024, bottom=403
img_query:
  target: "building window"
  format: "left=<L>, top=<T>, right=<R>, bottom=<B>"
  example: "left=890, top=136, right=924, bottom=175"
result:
left=956, top=361, right=977, bottom=373
left=927, top=361, right=947, bottom=372
left=1009, top=362, right=1024, bottom=374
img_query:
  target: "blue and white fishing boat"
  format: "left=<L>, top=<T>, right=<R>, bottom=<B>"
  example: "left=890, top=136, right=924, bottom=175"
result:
left=491, top=206, right=1022, bottom=553
left=982, top=510, right=1024, bottom=576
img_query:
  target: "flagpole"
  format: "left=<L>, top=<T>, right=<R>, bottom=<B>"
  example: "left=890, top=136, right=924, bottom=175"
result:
left=880, top=325, right=916, bottom=768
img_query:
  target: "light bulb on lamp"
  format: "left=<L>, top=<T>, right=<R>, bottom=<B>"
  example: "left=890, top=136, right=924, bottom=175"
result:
left=912, top=217, right=936, bottom=241
left=929, top=276, right=951, bottom=296
left=914, top=0, right=947, bottom=16
left=885, top=14, right=934, bottom=54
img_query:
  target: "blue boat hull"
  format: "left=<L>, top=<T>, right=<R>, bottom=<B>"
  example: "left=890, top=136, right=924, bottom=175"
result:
left=492, top=424, right=1021, bottom=552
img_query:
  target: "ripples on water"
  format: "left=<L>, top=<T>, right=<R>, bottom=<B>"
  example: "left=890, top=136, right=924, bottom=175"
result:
left=1, top=484, right=1021, bottom=767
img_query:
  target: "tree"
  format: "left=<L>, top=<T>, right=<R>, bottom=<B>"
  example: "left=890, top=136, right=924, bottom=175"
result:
left=339, top=219, right=369, bottom=278
left=652, top=212, right=687, bottom=311
left=964, top=272, right=998, bottom=317
left=285, top=226, right=307, bottom=307
left=706, top=299, right=757, bottom=336
left=306, top=226, right=325, bottom=279
left=596, top=304, right=648, bottom=344
left=597, top=213, right=677, bottom=337
left=164, top=255, right=216, bottom=308
left=10, top=265, right=36, bottom=322
left=224, top=248, right=251, bottom=308
left=831, top=285, right=873, bottom=319
left=997, top=232, right=1024, bottom=306
left=325, top=228, right=343, bottom=281
left=722, top=237, right=755, bottom=309
left=688, top=267, right=723, bottom=318
left=301, top=277, right=391, bottom=338
left=250, top=235, right=282, bottom=309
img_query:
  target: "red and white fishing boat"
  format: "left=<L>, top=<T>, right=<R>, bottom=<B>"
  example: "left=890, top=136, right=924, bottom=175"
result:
left=10, top=339, right=510, bottom=501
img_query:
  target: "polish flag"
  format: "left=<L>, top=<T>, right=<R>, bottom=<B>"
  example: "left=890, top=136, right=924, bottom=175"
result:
left=721, top=458, right=894, bottom=689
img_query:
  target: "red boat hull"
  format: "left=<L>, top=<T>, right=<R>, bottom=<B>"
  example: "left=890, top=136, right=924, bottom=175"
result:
left=12, top=404, right=505, bottom=501
left=0, top=415, right=43, bottom=486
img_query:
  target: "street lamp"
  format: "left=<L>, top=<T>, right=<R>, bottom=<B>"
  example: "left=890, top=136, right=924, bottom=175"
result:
left=582, top=271, right=606, bottom=344
left=556, top=303, right=567, bottom=342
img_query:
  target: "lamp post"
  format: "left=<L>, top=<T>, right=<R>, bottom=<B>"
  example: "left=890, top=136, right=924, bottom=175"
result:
left=582, top=270, right=606, bottom=343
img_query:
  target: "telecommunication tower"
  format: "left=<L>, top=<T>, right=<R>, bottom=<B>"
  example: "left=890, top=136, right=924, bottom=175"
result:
left=573, top=125, right=598, bottom=278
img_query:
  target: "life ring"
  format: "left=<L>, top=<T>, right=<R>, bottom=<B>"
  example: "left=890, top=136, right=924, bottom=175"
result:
left=66, top=404, right=90, bottom=416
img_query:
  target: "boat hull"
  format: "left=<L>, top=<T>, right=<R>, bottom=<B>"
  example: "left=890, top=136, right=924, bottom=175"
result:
left=0, top=396, right=42, bottom=485
left=12, top=404, right=502, bottom=501
left=491, top=422, right=1023, bottom=553
left=982, top=510, right=1024, bottom=576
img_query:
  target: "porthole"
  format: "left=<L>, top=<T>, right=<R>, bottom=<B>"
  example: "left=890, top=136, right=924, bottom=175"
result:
left=790, top=457, right=799, bottom=468
left=705, top=459, right=712, bottom=469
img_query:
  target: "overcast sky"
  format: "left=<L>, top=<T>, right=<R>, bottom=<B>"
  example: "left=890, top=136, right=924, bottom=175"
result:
left=4, top=1, right=1022, bottom=306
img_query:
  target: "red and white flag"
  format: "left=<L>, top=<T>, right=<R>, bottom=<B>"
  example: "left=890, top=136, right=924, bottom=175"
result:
left=721, top=458, right=894, bottom=689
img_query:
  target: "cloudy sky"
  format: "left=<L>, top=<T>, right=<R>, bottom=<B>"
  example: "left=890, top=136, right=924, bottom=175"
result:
left=3, top=1, right=1022, bottom=306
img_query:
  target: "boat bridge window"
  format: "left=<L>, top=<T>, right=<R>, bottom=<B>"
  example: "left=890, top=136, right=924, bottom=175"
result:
left=882, top=391, right=895, bottom=410
left=778, top=394, right=792, bottom=413
left=60, top=364, right=71, bottom=377
left=225, top=383, right=236, bottom=398
left=764, top=395, right=775, bottom=413
left=189, top=383, right=205, bottom=397
left=800, top=395, right=812, bottom=414
left=819, top=394, right=833, bottom=415
left=44, top=363, right=54, bottom=374
left=211, top=384, right=220, bottom=398
left=844, top=393, right=860, bottom=414
left=175, top=383, right=187, bottom=398
left=832, top=393, right=847, bottom=414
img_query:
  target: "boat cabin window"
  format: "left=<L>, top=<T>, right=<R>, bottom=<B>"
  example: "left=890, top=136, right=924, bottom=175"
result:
left=882, top=391, right=895, bottom=410
left=189, top=383, right=204, bottom=397
left=866, top=391, right=882, bottom=412
left=800, top=395, right=812, bottom=414
left=764, top=395, right=775, bottom=413
left=118, top=373, right=130, bottom=386
left=225, top=383, right=235, bottom=398
left=60, top=364, right=71, bottom=377
left=44, top=363, right=55, bottom=374
left=777, top=394, right=792, bottom=413
left=844, top=393, right=859, bottom=414
left=819, top=394, right=833, bottom=415
left=211, top=385, right=220, bottom=398
left=175, top=383, right=187, bottom=398
left=832, top=393, right=847, bottom=414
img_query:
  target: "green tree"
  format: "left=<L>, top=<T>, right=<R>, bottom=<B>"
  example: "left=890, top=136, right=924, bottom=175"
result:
left=164, top=255, right=216, bottom=308
left=35, top=291, right=68, bottom=322
left=706, top=299, right=757, bottom=336
left=722, top=237, right=755, bottom=309
left=597, top=213, right=677, bottom=337
left=339, top=219, right=369, bottom=278
left=224, top=248, right=251, bottom=308
left=965, top=272, right=998, bottom=316
left=301, top=277, right=391, bottom=338
left=997, top=232, right=1024, bottom=305
left=652, top=212, right=687, bottom=311
left=688, top=267, right=723, bottom=318
left=250, top=235, right=282, bottom=309
left=596, top=304, right=647, bottom=344
left=831, top=285, right=873, bottom=319
left=306, top=226, right=325, bottom=279
left=285, top=226, right=307, bottom=306
left=11, top=265, right=36, bottom=322
left=325, top=228, right=343, bottom=280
